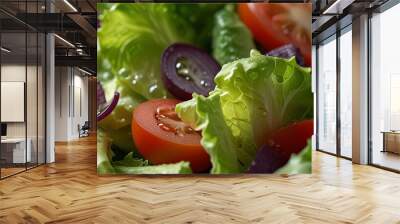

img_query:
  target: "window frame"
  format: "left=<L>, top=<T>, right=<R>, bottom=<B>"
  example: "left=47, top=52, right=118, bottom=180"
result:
left=315, top=23, right=353, bottom=161
left=367, top=0, right=400, bottom=173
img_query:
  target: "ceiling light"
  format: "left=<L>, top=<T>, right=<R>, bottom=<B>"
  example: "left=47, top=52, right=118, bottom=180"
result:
left=323, top=0, right=355, bottom=15
left=63, top=0, right=78, bottom=12
left=76, top=48, right=86, bottom=55
left=323, top=0, right=341, bottom=14
left=54, top=34, right=75, bottom=48
left=78, top=67, right=92, bottom=76
left=1, top=47, right=11, bottom=53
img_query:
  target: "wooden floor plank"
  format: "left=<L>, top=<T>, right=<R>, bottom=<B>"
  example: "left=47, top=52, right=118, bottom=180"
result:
left=0, top=135, right=399, bottom=223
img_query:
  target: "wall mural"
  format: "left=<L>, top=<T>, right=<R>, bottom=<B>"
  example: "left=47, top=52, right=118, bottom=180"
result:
left=97, top=3, right=313, bottom=175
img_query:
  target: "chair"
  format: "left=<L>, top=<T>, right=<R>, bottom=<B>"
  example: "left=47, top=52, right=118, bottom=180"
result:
left=79, top=121, right=90, bottom=138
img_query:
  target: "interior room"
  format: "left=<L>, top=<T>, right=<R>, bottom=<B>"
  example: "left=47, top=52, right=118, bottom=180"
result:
left=0, top=0, right=96, bottom=179
left=313, top=0, right=400, bottom=172
left=370, top=3, right=400, bottom=171
left=0, top=8, right=46, bottom=178
left=54, top=66, right=95, bottom=141
left=0, top=0, right=399, bottom=223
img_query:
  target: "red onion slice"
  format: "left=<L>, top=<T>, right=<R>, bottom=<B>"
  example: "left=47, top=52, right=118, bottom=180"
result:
left=161, top=43, right=220, bottom=100
left=97, top=91, right=120, bottom=122
left=267, top=44, right=304, bottom=66
left=247, top=144, right=290, bottom=173
left=97, top=81, right=106, bottom=106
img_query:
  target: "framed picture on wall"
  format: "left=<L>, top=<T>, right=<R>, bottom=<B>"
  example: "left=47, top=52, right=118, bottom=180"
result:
left=1, top=81, right=25, bottom=122
left=97, top=3, right=313, bottom=175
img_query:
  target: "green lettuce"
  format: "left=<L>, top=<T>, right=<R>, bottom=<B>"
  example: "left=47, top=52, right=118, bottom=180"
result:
left=97, top=3, right=312, bottom=174
left=276, top=140, right=312, bottom=174
left=214, top=50, right=312, bottom=147
left=212, top=5, right=255, bottom=65
left=98, top=3, right=197, bottom=99
left=177, top=50, right=312, bottom=173
left=98, top=129, right=192, bottom=175
left=177, top=94, right=243, bottom=173
left=113, top=162, right=192, bottom=175
left=112, top=152, right=149, bottom=167
left=175, top=3, right=224, bottom=51
left=97, top=73, right=145, bottom=152
left=112, top=152, right=192, bottom=174
left=97, top=129, right=115, bottom=175
left=97, top=3, right=200, bottom=152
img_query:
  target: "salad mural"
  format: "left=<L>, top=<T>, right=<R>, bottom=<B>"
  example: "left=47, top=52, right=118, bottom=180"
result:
left=97, top=3, right=313, bottom=174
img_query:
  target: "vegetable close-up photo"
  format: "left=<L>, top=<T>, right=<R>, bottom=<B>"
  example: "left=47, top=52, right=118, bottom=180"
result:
left=97, top=3, right=313, bottom=175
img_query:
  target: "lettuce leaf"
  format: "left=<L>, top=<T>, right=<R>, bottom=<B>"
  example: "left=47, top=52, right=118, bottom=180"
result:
left=177, top=50, right=312, bottom=173
left=177, top=94, right=243, bottom=173
left=97, top=3, right=200, bottom=152
left=212, top=5, right=255, bottom=65
left=97, top=74, right=145, bottom=152
left=113, top=162, right=192, bottom=174
left=276, top=140, right=312, bottom=174
left=213, top=50, right=312, bottom=148
left=98, top=2, right=198, bottom=108
left=112, top=151, right=192, bottom=174
left=112, top=152, right=149, bottom=167
left=98, top=3, right=196, bottom=100
left=97, top=129, right=115, bottom=175
left=98, top=129, right=192, bottom=175
left=175, top=3, right=224, bottom=51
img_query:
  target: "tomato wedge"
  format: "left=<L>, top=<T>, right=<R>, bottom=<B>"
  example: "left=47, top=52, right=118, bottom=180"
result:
left=267, top=119, right=313, bottom=156
left=248, top=120, right=313, bottom=173
left=132, top=99, right=211, bottom=172
left=238, top=3, right=312, bottom=66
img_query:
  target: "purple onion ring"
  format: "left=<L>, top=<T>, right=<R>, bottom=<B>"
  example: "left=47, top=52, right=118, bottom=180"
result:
left=97, top=91, right=120, bottom=122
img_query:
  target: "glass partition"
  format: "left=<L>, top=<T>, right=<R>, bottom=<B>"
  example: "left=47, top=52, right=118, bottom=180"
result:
left=0, top=1, right=46, bottom=179
left=1, top=30, right=28, bottom=177
left=317, top=35, right=337, bottom=154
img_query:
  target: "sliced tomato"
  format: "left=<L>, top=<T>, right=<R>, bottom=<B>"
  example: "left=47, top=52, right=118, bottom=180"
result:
left=131, top=99, right=211, bottom=172
left=238, top=3, right=312, bottom=66
left=267, top=119, right=313, bottom=156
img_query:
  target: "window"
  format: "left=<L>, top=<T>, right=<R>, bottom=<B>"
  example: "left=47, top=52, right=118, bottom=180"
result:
left=339, top=27, right=352, bottom=158
left=370, top=2, right=400, bottom=171
left=312, top=45, right=317, bottom=151
left=317, top=35, right=337, bottom=154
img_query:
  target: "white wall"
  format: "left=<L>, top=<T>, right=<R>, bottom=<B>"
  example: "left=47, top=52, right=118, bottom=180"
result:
left=1, top=65, right=26, bottom=140
left=72, top=73, right=89, bottom=138
left=1, top=65, right=37, bottom=138
left=54, top=67, right=89, bottom=141
left=1, top=63, right=46, bottom=164
left=55, top=67, right=69, bottom=141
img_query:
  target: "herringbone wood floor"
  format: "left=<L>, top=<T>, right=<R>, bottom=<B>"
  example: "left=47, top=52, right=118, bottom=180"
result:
left=0, top=135, right=400, bottom=224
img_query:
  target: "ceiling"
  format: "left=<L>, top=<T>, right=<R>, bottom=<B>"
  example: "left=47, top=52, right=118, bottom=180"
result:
left=312, top=0, right=391, bottom=43
left=0, top=0, right=97, bottom=73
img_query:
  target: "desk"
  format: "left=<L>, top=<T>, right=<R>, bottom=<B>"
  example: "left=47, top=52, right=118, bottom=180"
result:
left=381, top=131, right=400, bottom=154
left=1, top=138, right=31, bottom=163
